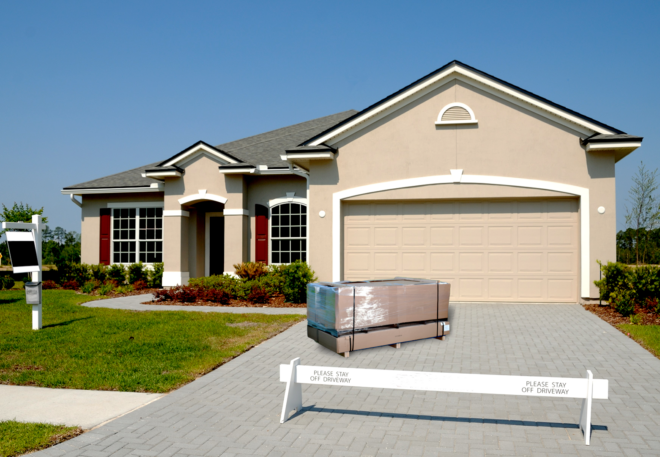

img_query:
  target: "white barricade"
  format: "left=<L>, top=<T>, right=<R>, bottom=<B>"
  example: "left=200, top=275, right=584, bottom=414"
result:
left=279, top=358, right=608, bottom=445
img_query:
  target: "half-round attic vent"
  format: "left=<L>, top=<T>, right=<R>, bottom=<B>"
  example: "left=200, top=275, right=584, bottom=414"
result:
left=435, top=103, right=478, bottom=125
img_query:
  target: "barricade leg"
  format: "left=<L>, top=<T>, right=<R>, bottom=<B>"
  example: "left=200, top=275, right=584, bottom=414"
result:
left=579, top=370, right=593, bottom=445
left=280, top=358, right=302, bottom=423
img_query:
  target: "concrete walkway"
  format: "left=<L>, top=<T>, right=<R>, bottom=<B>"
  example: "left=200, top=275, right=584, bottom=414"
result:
left=83, top=294, right=307, bottom=314
left=0, top=385, right=163, bottom=430
left=32, top=302, right=660, bottom=456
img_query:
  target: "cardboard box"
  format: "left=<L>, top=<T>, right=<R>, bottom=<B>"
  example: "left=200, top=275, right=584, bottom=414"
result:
left=307, top=277, right=450, bottom=336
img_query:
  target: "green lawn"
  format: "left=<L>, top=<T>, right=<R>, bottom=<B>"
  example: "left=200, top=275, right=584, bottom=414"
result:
left=0, top=290, right=304, bottom=392
left=619, top=324, right=660, bottom=358
left=0, top=420, right=80, bottom=457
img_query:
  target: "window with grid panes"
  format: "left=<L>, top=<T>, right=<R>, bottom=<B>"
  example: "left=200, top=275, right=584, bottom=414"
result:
left=112, top=208, right=163, bottom=264
left=271, top=203, right=306, bottom=263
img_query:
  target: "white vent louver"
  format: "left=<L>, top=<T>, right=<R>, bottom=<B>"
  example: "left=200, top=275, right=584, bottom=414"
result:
left=441, top=106, right=471, bottom=121
left=436, top=103, right=477, bottom=125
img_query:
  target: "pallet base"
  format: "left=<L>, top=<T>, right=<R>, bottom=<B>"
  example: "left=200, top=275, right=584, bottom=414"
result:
left=308, top=320, right=450, bottom=356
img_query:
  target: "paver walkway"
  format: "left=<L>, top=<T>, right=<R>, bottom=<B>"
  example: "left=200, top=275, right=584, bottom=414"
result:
left=0, top=385, right=163, bottom=430
left=34, top=303, right=660, bottom=456
left=83, top=294, right=307, bottom=314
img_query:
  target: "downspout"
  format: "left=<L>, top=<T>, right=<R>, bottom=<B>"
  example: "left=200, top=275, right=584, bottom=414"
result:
left=69, top=194, right=82, bottom=208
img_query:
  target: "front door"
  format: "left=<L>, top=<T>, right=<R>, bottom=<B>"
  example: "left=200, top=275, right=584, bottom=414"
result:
left=206, top=213, right=224, bottom=276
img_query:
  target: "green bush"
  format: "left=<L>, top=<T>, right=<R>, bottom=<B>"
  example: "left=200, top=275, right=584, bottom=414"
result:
left=631, top=266, right=660, bottom=304
left=89, top=264, right=107, bottom=282
left=55, top=261, right=92, bottom=285
left=127, top=262, right=147, bottom=284
left=149, top=262, right=164, bottom=288
left=81, top=281, right=98, bottom=294
left=613, top=289, right=635, bottom=317
left=594, top=261, right=632, bottom=301
left=107, top=264, right=126, bottom=285
left=99, top=282, right=114, bottom=296
left=595, top=261, right=660, bottom=315
left=1, top=275, right=15, bottom=290
left=279, top=260, right=317, bottom=303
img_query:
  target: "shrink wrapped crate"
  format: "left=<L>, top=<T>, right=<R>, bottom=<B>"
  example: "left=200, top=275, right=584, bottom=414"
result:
left=307, top=277, right=450, bottom=336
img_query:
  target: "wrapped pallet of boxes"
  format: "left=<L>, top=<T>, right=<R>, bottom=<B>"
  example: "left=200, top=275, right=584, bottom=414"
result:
left=307, top=277, right=450, bottom=357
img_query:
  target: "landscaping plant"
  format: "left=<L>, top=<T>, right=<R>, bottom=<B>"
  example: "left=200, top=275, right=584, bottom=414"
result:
left=107, top=264, right=127, bottom=284
left=233, top=261, right=268, bottom=280
left=99, top=282, right=114, bottom=296
left=149, top=262, right=164, bottom=288
left=128, top=262, right=147, bottom=284
left=1, top=275, right=15, bottom=290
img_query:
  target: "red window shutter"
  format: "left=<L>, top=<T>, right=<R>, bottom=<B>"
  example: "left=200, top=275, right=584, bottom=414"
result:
left=255, top=204, right=268, bottom=264
left=99, top=208, right=111, bottom=265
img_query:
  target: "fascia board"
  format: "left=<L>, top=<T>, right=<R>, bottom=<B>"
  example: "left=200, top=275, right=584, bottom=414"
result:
left=312, top=66, right=614, bottom=146
left=218, top=168, right=256, bottom=174
left=61, top=186, right=162, bottom=195
left=585, top=142, right=642, bottom=151
left=162, top=143, right=239, bottom=167
left=284, top=152, right=335, bottom=160
left=143, top=171, right=182, bottom=178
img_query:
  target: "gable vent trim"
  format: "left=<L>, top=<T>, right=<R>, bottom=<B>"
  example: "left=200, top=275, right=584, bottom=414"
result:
left=435, top=102, right=478, bottom=125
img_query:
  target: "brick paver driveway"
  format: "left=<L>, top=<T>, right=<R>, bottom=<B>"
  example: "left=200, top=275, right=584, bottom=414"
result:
left=36, top=304, right=660, bottom=456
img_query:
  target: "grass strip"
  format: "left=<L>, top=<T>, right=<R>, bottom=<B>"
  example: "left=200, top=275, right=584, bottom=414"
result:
left=0, top=290, right=304, bottom=392
left=0, top=420, right=81, bottom=457
left=618, top=324, right=660, bottom=358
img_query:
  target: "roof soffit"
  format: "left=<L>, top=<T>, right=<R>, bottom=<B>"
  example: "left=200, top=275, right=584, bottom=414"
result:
left=306, top=62, right=621, bottom=147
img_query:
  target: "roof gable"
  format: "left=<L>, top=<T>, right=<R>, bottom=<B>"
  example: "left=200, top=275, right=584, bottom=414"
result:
left=302, top=61, right=625, bottom=147
left=159, top=141, right=242, bottom=167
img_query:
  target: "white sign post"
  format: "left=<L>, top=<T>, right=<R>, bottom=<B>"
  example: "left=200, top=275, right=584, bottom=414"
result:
left=2, top=215, right=43, bottom=330
left=279, top=358, right=608, bottom=445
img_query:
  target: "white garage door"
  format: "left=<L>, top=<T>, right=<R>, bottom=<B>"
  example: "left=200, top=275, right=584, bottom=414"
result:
left=343, top=199, right=579, bottom=302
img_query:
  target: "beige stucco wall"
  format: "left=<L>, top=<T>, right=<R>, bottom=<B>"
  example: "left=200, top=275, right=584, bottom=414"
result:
left=245, top=175, right=307, bottom=262
left=308, top=80, right=616, bottom=298
left=80, top=192, right=164, bottom=265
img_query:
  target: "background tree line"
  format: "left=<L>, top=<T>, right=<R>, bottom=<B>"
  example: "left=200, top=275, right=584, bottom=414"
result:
left=618, top=162, right=660, bottom=265
left=0, top=202, right=81, bottom=267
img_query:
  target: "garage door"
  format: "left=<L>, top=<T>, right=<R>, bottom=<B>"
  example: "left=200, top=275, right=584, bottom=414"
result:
left=343, top=199, right=579, bottom=302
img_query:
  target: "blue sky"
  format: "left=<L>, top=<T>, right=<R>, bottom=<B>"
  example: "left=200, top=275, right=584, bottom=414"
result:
left=0, top=0, right=657, bottom=234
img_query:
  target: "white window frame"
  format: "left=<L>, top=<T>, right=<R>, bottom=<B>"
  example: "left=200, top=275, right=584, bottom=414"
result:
left=268, top=201, right=308, bottom=265
left=109, top=203, right=164, bottom=265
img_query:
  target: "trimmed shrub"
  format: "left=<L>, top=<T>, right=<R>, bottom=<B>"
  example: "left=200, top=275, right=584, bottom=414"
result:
left=128, top=262, right=147, bottom=285
left=81, top=281, right=98, bottom=294
left=99, top=282, right=114, bottom=296
left=202, top=288, right=230, bottom=304
left=280, top=260, right=317, bottom=303
left=89, top=264, right=107, bottom=282
left=612, top=289, right=635, bottom=317
left=234, top=262, right=269, bottom=280
left=62, top=280, right=79, bottom=290
left=42, top=280, right=59, bottom=290
left=107, top=264, right=126, bottom=285
left=116, top=285, right=134, bottom=295
left=248, top=286, right=270, bottom=304
left=132, top=280, right=148, bottom=291
left=631, top=266, right=660, bottom=305
left=594, top=261, right=632, bottom=302
left=1, top=275, right=15, bottom=290
left=149, top=262, right=164, bottom=288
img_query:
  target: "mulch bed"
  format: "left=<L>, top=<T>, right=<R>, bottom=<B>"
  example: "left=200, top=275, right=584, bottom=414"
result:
left=140, top=294, right=307, bottom=308
left=584, top=304, right=660, bottom=326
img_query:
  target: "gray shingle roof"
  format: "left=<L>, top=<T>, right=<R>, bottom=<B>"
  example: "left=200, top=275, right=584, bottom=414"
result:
left=63, top=110, right=356, bottom=190
left=217, top=110, right=357, bottom=167
left=582, top=134, right=643, bottom=144
left=64, top=162, right=163, bottom=190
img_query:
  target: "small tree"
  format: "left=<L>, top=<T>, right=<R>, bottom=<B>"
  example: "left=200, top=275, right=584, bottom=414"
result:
left=625, top=162, right=660, bottom=265
left=0, top=202, right=48, bottom=237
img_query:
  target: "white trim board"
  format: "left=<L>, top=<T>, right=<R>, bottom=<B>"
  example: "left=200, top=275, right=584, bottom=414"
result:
left=436, top=102, right=478, bottom=125
left=223, top=209, right=249, bottom=216
left=163, top=210, right=189, bottom=217
left=107, top=202, right=164, bottom=209
left=179, top=193, right=228, bottom=206
left=332, top=174, right=591, bottom=298
left=310, top=64, right=615, bottom=147
left=162, top=143, right=239, bottom=167
left=61, top=186, right=163, bottom=195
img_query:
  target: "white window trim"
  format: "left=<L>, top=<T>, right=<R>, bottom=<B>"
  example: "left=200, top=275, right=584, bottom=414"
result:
left=332, top=173, right=590, bottom=298
left=435, top=102, right=478, bottom=125
left=110, top=206, right=164, bottom=266
left=107, top=202, right=164, bottom=209
left=268, top=201, right=308, bottom=265
left=179, top=192, right=228, bottom=206
left=205, top=212, right=224, bottom=277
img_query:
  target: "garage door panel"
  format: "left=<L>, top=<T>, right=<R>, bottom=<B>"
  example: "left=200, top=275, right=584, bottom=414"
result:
left=431, top=227, right=454, bottom=246
left=374, top=227, right=397, bottom=246
left=459, top=227, right=484, bottom=246
left=402, top=227, right=426, bottom=246
left=343, top=199, right=578, bottom=302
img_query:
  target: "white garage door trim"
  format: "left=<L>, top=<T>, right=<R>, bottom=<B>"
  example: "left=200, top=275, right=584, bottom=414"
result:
left=332, top=174, right=590, bottom=298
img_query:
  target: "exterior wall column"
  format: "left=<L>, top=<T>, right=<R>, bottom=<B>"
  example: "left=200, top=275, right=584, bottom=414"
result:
left=163, top=213, right=190, bottom=286
left=223, top=212, right=248, bottom=274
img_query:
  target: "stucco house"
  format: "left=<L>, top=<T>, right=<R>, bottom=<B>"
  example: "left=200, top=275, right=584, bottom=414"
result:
left=62, top=61, right=642, bottom=302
